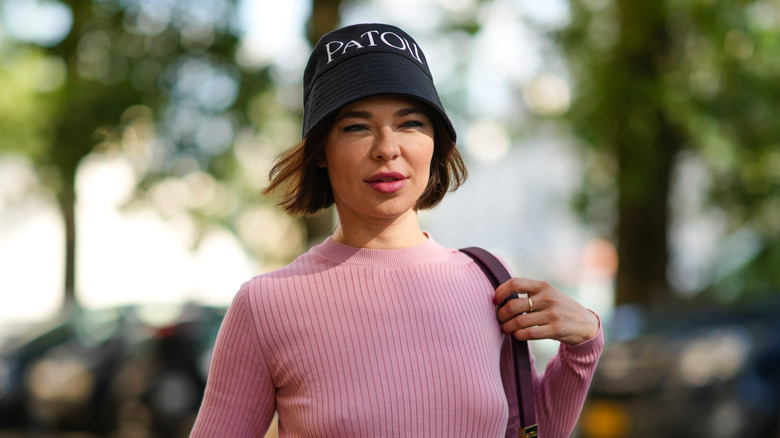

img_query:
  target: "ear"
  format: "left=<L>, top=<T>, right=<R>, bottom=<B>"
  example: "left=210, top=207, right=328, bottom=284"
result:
left=317, top=161, right=327, bottom=168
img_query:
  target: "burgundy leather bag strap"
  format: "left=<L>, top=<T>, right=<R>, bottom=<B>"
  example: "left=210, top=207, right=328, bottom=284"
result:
left=461, top=247, right=539, bottom=438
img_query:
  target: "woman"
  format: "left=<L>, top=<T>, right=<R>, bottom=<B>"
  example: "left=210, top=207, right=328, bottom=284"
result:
left=190, top=23, right=603, bottom=438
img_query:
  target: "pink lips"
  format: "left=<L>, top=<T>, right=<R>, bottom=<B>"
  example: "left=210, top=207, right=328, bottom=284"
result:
left=365, top=172, right=408, bottom=194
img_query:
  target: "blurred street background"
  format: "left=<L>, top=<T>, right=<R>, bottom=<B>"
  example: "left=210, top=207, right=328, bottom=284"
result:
left=1, top=0, right=779, bottom=437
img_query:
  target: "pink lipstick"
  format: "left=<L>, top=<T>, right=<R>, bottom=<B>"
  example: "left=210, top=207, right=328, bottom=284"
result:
left=365, top=172, right=408, bottom=194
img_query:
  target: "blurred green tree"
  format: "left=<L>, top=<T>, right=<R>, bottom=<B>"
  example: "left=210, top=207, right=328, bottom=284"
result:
left=557, top=0, right=780, bottom=304
left=0, top=0, right=305, bottom=312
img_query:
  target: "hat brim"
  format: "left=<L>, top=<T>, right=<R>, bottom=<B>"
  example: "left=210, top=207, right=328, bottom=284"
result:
left=303, top=52, right=456, bottom=141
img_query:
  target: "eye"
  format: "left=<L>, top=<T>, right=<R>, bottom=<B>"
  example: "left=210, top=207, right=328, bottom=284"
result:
left=400, top=120, right=424, bottom=128
left=343, top=124, right=368, bottom=132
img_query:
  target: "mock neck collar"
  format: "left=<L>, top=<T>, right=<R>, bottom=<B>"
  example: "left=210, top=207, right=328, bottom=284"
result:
left=312, top=232, right=450, bottom=267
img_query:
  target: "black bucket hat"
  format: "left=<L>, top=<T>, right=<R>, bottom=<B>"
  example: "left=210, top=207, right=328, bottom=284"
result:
left=302, top=23, right=456, bottom=141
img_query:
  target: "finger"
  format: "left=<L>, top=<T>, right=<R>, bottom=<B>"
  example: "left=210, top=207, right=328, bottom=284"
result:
left=494, top=278, right=548, bottom=304
left=511, top=315, right=596, bottom=344
left=496, top=291, right=519, bottom=311
left=496, top=295, right=535, bottom=323
left=500, top=311, right=546, bottom=335
left=511, top=325, right=550, bottom=341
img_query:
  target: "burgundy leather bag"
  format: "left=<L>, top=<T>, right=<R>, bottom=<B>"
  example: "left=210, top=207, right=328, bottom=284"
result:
left=461, top=247, right=539, bottom=438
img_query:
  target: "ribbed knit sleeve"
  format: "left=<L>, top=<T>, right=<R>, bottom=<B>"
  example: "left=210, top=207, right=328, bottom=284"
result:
left=535, top=325, right=604, bottom=438
left=190, top=286, right=276, bottom=437
left=501, top=324, right=605, bottom=438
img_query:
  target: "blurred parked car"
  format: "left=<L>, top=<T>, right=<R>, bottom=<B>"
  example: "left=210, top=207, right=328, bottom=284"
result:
left=0, top=302, right=225, bottom=437
left=579, top=300, right=780, bottom=438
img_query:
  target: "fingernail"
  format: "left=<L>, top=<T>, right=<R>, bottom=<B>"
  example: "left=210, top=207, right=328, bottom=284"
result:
left=492, top=296, right=498, bottom=305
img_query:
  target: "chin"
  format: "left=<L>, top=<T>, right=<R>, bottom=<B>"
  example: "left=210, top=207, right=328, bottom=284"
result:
left=374, top=198, right=421, bottom=215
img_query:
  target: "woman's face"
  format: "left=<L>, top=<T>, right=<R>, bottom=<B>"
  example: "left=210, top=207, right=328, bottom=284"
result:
left=323, top=94, right=435, bottom=225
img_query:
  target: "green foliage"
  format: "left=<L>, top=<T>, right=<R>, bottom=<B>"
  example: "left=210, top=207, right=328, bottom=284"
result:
left=0, top=46, right=59, bottom=161
left=556, top=0, right=780, bottom=302
left=0, top=0, right=304, bottom=307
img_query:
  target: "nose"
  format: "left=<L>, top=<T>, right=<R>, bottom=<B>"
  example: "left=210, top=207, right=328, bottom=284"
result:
left=371, top=127, right=400, bottom=161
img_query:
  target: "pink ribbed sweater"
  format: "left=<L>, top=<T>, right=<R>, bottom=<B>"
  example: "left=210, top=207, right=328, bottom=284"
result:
left=190, top=235, right=604, bottom=438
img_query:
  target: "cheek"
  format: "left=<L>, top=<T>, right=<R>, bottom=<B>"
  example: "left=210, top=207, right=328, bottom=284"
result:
left=419, top=143, right=435, bottom=176
left=322, top=154, right=355, bottom=198
left=326, top=162, right=346, bottom=190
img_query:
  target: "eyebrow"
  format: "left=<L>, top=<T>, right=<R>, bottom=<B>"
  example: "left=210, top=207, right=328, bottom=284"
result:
left=336, top=107, right=424, bottom=122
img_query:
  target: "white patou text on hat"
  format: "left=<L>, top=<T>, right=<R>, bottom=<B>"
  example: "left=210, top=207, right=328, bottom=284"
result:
left=324, top=30, right=424, bottom=65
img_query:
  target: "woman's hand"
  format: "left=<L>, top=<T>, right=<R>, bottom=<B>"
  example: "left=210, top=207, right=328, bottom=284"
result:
left=494, top=278, right=600, bottom=345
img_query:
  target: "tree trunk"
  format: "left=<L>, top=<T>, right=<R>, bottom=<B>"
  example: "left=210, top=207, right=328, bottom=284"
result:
left=614, top=113, right=679, bottom=305
left=308, top=0, right=344, bottom=44
left=302, top=0, right=345, bottom=246
left=58, top=175, right=78, bottom=313
left=611, top=0, right=681, bottom=305
left=53, top=0, right=91, bottom=314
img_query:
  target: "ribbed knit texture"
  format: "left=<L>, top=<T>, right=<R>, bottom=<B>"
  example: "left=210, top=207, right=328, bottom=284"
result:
left=190, top=235, right=604, bottom=438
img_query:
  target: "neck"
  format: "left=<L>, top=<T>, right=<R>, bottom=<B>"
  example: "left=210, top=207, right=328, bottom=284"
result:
left=331, top=209, right=428, bottom=249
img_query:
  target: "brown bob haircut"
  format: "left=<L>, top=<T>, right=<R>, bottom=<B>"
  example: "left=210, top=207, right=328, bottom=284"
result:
left=263, top=97, right=467, bottom=217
